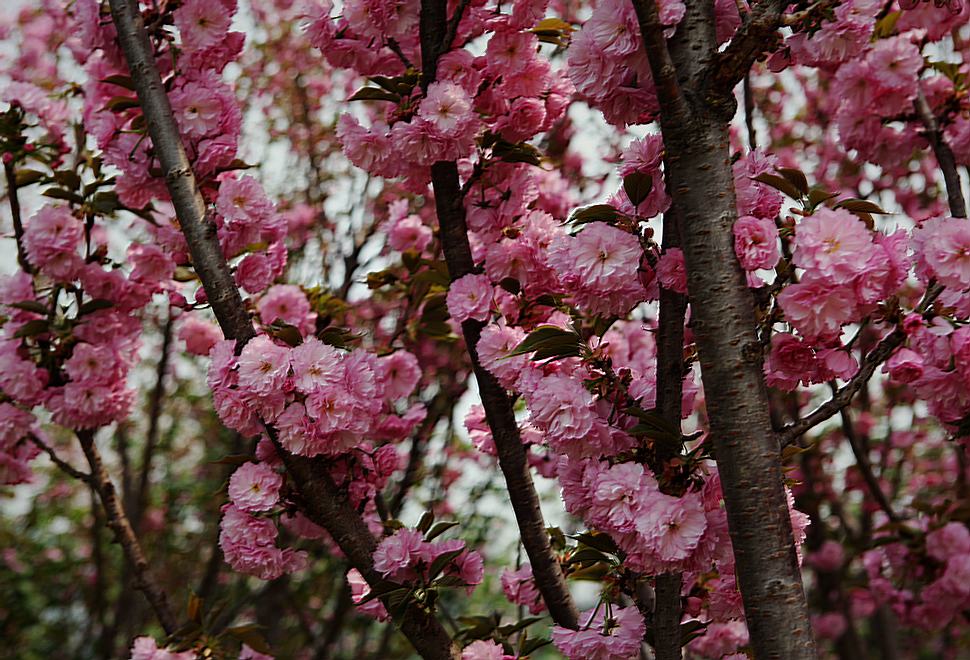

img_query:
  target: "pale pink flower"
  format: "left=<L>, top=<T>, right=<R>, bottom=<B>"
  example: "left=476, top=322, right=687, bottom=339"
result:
left=290, top=337, right=343, bottom=393
left=883, top=347, right=924, bottom=384
left=549, top=222, right=642, bottom=294
left=446, top=273, right=493, bottom=324
left=914, top=216, right=970, bottom=291
left=777, top=276, right=857, bottom=340
left=347, top=568, right=389, bottom=621
left=228, top=462, right=282, bottom=513
left=257, top=284, right=313, bottom=330
left=236, top=336, right=291, bottom=396
left=477, top=323, right=529, bottom=389
left=129, top=636, right=195, bottom=660
left=379, top=350, right=421, bottom=400
left=637, top=490, right=708, bottom=563
left=174, top=0, right=232, bottom=53
left=418, top=81, right=474, bottom=137
left=589, top=462, right=658, bottom=533
left=552, top=605, right=645, bottom=660
left=528, top=374, right=597, bottom=444
left=926, top=522, right=970, bottom=563
left=22, top=205, right=82, bottom=280
left=764, top=333, right=816, bottom=391
left=388, top=214, right=433, bottom=253
left=793, top=208, right=873, bottom=282
left=178, top=316, right=223, bottom=357
left=462, top=639, right=508, bottom=660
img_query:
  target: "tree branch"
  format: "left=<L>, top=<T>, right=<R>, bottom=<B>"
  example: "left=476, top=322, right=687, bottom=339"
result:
left=418, top=0, right=579, bottom=630
left=76, top=429, right=178, bottom=634
left=833, top=386, right=899, bottom=523
left=3, top=160, right=33, bottom=273
left=28, top=432, right=92, bottom=483
left=631, top=0, right=816, bottom=656
left=106, top=2, right=458, bottom=655
left=132, top=312, right=174, bottom=531
left=916, top=87, right=968, bottom=219
left=778, top=330, right=905, bottom=448
left=708, top=0, right=786, bottom=99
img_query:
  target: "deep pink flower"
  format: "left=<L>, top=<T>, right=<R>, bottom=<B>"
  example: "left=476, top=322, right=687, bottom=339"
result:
left=734, top=214, right=779, bottom=271
left=446, top=273, right=493, bottom=324
left=655, top=248, right=688, bottom=294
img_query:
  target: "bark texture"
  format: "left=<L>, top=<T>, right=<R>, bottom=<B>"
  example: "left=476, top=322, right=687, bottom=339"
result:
left=107, top=1, right=458, bottom=656
left=418, top=0, right=579, bottom=630
left=651, top=210, right=688, bottom=659
left=631, top=0, right=817, bottom=656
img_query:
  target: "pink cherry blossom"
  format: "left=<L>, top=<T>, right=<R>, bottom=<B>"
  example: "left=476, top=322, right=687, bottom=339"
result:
left=446, top=273, right=493, bottom=324
left=228, top=461, right=282, bottom=513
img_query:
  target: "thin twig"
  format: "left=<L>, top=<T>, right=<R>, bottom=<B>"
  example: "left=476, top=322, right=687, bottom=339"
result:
left=28, top=432, right=92, bottom=483
left=3, top=161, right=33, bottom=273
left=76, top=429, right=178, bottom=633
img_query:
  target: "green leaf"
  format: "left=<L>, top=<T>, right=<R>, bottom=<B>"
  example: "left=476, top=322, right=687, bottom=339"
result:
left=348, top=87, right=401, bottom=103
left=520, top=637, right=553, bottom=655
left=103, top=95, right=140, bottom=113
left=572, top=530, right=618, bottom=555
left=624, top=406, right=682, bottom=442
left=14, top=169, right=46, bottom=187
left=6, top=300, right=48, bottom=315
left=873, top=11, right=900, bottom=38
left=567, top=546, right=610, bottom=565
left=807, top=187, right=838, bottom=211
left=507, top=325, right=583, bottom=361
left=833, top=198, right=888, bottom=214
left=53, top=169, right=81, bottom=191
left=417, top=510, right=435, bottom=534
left=569, top=203, right=621, bottom=226
left=433, top=575, right=468, bottom=588
left=497, top=616, right=546, bottom=636
left=268, top=322, right=303, bottom=347
left=42, top=187, right=84, bottom=204
left=101, top=74, right=136, bottom=90
left=491, top=139, right=542, bottom=166
left=13, top=319, right=49, bottom=338
left=226, top=624, right=272, bottom=655
left=316, top=326, right=360, bottom=348
left=425, top=520, right=459, bottom=541
left=623, top=172, right=653, bottom=207
left=752, top=172, right=802, bottom=200
left=78, top=298, right=114, bottom=316
left=90, top=191, right=121, bottom=215
left=357, top=581, right=407, bottom=605
left=777, top=168, right=809, bottom=196
left=427, top=548, right=466, bottom=581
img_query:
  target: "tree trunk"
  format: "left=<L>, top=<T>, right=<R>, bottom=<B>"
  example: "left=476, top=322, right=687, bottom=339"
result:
left=632, top=0, right=817, bottom=656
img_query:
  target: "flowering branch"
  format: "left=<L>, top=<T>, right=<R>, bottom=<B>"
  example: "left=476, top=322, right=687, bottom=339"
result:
left=708, top=0, right=787, bottom=104
left=916, top=87, right=968, bottom=219
left=3, top=160, right=32, bottom=273
left=419, top=0, right=580, bottom=631
left=106, top=1, right=459, bottom=656
left=28, top=432, right=91, bottom=483
left=632, top=0, right=817, bottom=656
left=778, top=330, right=905, bottom=448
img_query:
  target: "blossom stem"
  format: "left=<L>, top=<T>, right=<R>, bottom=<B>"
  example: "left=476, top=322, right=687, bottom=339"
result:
left=106, top=1, right=459, bottom=656
left=419, top=0, right=580, bottom=630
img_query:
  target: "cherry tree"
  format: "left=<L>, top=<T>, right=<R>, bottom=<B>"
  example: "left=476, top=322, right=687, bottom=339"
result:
left=1, top=0, right=969, bottom=658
